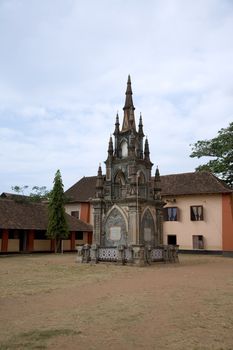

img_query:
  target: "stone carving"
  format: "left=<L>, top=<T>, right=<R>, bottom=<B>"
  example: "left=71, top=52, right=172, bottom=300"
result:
left=104, top=208, right=127, bottom=246
left=141, top=209, right=156, bottom=245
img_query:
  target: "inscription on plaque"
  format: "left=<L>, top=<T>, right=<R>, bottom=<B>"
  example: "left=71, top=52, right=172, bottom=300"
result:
left=144, top=228, right=151, bottom=241
left=110, top=226, right=121, bottom=241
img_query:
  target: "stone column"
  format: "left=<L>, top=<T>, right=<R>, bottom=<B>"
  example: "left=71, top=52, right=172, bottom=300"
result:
left=82, top=244, right=91, bottom=263
left=90, top=244, right=99, bottom=264
left=132, top=245, right=145, bottom=267
left=117, top=245, right=125, bottom=265
left=128, top=203, right=138, bottom=245
left=92, top=198, right=104, bottom=246
left=76, top=245, right=83, bottom=263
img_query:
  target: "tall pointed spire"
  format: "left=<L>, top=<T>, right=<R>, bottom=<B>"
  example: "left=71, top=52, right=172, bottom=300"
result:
left=144, top=137, right=150, bottom=161
left=95, top=164, right=104, bottom=198
left=114, top=112, right=120, bottom=135
left=122, top=75, right=136, bottom=131
left=108, top=135, right=113, bottom=157
left=138, top=113, right=144, bottom=136
left=154, top=166, right=161, bottom=199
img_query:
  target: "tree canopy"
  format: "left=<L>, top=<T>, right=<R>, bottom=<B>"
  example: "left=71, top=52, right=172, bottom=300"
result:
left=46, top=170, right=69, bottom=253
left=190, top=122, right=233, bottom=187
left=11, top=185, right=50, bottom=202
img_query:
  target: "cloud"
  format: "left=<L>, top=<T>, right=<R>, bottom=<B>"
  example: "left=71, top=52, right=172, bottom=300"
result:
left=0, top=0, right=233, bottom=192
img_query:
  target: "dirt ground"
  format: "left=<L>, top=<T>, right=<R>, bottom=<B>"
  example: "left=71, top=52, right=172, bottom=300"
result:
left=0, top=254, right=233, bottom=350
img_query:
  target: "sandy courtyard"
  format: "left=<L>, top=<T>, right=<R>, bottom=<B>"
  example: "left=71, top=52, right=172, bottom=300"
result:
left=0, top=254, right=233, bottom=350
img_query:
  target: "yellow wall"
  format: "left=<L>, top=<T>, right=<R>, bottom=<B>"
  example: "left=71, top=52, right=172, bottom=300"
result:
left=8, top=239, right=20, bottom=252
left=163, top=194, right=222, bottom=250
left=34, top=240, right=51, bottom=251
left=62, top=240, right=70, bottom=250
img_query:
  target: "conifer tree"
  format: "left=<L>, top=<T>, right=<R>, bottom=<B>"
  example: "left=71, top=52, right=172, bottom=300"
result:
left=46, top=170, right=69, bottom=253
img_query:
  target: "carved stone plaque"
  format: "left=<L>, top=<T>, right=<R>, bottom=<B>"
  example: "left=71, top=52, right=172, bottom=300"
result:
left=110, top=226, right=121, bottom=241
left=144, top=228, right=151, bottom=241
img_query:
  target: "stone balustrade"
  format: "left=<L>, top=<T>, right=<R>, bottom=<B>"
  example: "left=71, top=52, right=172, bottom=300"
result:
left=76, top=244, right=179, bottom=265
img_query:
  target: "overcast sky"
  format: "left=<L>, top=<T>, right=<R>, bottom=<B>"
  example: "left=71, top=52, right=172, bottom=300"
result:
left=0, top=0, right=233, bottom=193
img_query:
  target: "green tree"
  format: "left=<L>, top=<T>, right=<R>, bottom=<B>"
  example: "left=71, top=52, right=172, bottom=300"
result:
left=11, top=185, right=50, bottom=202
left=190, top=122, right=233, bottom=187
left=46, top=170, right=69, bottom=253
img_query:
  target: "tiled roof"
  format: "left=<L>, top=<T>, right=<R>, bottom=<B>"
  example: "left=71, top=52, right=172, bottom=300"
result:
left=0, top=199, right=92, bottom=231
left=160, top=172, right=232, bottom=196
left=65, top=176, right=97, bottom=202
left=65, top=171, right=232, bottom=202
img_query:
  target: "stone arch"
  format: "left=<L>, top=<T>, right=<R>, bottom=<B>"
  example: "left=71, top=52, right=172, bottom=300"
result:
left=114, top=170, right=126, bottom=185
left=137, top=170, right=146, bottom=184
left=103, top=205, right=128, bottom=247
left=137, top=170, right=146, bottom=197
left=140, top=207, right=156, bottom=245
left=114, top=170, right=126, bottom=199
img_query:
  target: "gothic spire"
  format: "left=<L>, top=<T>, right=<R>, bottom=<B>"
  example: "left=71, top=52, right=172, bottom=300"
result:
left=114, top=112, right=120, bottom=135
left=154, top=166, right=161, bottom=199
left=144, top=137, right=150, bottom=161
left=95, top=164, right=104, bottom=198
left=122, top=75, right=136, bottom=131
left=108, top=135, right=113, bottom=157
left=138, top=113, right=144, bottom=136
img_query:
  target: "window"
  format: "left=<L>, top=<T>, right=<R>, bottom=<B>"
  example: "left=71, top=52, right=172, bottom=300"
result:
left=190, top=206, right=203, bottom=221
left=193, top=235, right=204, bottom=249
left=76, top=232, right=83, bottom=240
left=167, top=235, right=177, bottom=245
left=164, top=207, right=178, bottom=221
left=71, top=211, right=80, bottom=219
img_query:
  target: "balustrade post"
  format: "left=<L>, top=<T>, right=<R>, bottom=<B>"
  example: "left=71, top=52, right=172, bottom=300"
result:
left=90, top=244, right=99, bottom=264
left=117, top=245, right=125, bottom=265
left=76, top=245, right=84, bottom=263
left=82, top=244, right=91, bottom=263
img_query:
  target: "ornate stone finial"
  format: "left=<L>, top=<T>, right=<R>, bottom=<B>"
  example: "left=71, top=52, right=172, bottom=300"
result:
left=98, top=163, right=102, bottom=176
left=144, top=137, right=150, bottom=161
left=108, top=135, right=114, bottom=157
left=96, top=164, right=104, bottom=198
left=154, top=166, right=161, bottom=199
left=138, top=112, right=144, bottom=136
left=114, top=112, right=120, bottom=135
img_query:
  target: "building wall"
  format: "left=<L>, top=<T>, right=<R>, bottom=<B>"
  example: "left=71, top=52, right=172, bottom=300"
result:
left=34, top=240, right=51, bottom=251
left=222, top=193, right=233, bottom=252
left=65, top=203, right=81, bottom=217
left=65, top=202, right=92, bottom=224
left=163, top=194, right=223, bottom=251
left=8, top=239, right=20, bottom=252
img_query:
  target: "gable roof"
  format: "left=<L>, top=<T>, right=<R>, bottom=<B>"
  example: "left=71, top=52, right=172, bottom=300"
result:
left=0, top=199, right=92, bottom=231
left=65, top=176, right=97, bottom=202
left=160, top=172, right=232, bottom=196
left=65, top=171, right=232, bottom=202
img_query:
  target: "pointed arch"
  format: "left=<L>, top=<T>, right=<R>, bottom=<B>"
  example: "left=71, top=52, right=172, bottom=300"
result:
left=137, top=170, right=146, bottom=197
left=114, top=170, right=126, bottom=185
left=140, top=207, right=156, bottom=245
left=104, top=205, right=128, bottom=247
left=114, top=170, right=126, bottom=199
left=120, top=139, right=128, bottom=158
left=137, top=170, right=146, bottom=184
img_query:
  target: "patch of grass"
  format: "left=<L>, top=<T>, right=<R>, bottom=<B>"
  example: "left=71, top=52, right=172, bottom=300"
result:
left=0, top=328, right=80, bottom=350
